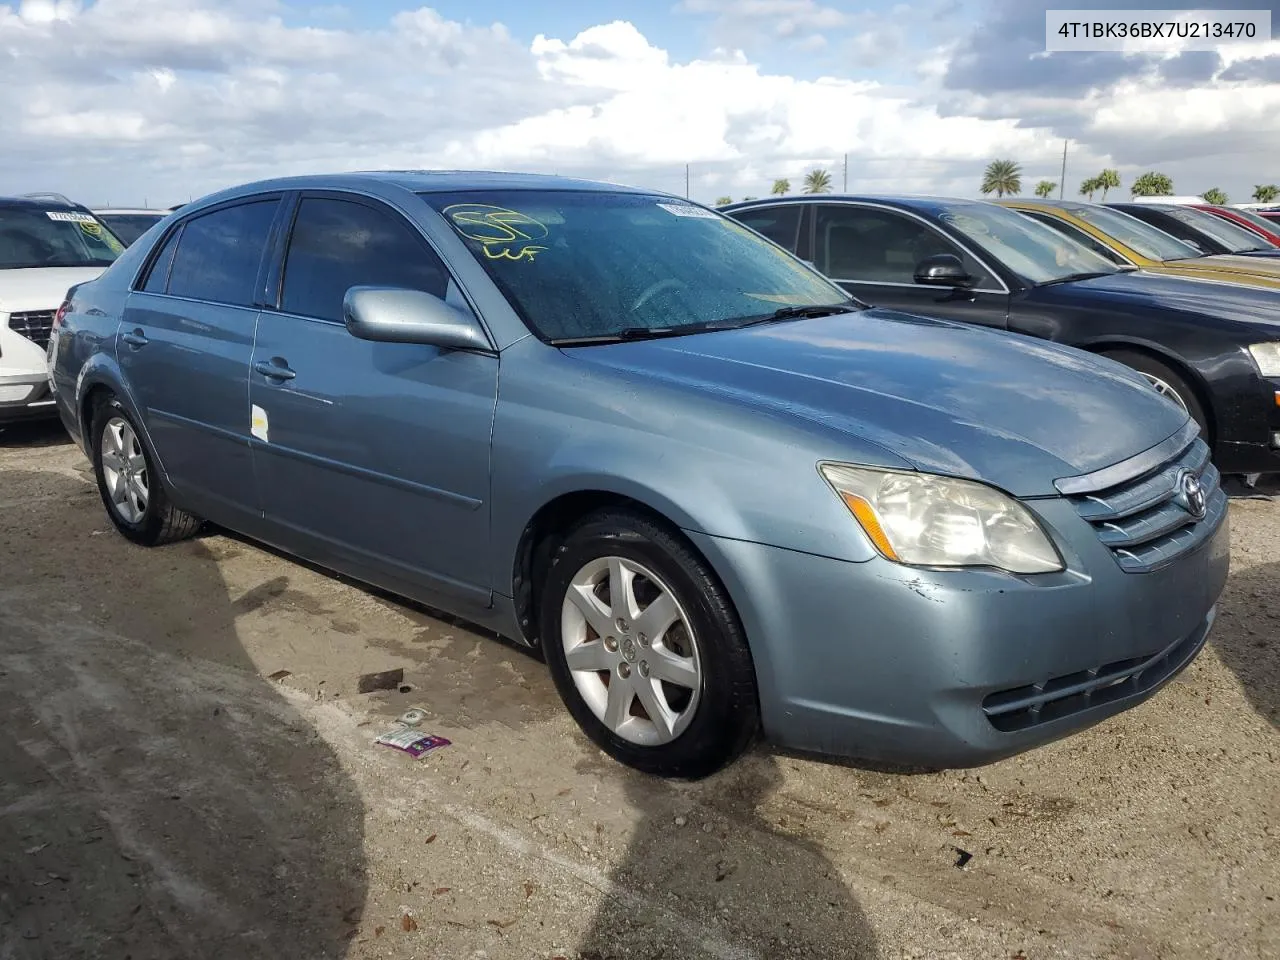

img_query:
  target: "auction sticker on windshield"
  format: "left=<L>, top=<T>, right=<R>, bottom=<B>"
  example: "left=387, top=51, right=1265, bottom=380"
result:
left=656, top=202, right=719, bottom=219
left=46, top=211, right=97, bottom=223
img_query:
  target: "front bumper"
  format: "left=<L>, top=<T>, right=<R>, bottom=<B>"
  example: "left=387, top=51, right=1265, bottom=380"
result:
left=1214, top=375, right=1280, bottom=475
left=687, top=497, right=1229, bottom=768
left=0, top=372, right=57, bottom=422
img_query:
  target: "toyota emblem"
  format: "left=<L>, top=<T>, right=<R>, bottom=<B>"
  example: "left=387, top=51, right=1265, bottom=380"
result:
left=1176, top=469, right=1208, bottom=520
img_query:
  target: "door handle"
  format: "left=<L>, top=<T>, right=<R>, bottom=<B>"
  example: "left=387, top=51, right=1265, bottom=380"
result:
left=121, top=328, right=149, bottom=348
left=254, top=358, right=296, bottom=381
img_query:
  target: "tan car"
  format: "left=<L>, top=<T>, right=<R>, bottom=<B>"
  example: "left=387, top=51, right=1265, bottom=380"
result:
left=999, top=198, right=1280, bottom=291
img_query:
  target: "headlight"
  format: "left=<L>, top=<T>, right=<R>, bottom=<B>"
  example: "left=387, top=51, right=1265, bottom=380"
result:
left=1248, top=342, right=1280, bottom=377
left=819, top=463, right=1063, bottom=574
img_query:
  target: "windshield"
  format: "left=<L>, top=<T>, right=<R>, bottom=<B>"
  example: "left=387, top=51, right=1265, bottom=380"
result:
left=1163, top=206, right=1269, bottom=252
left=96, top=213, right=164, bottom=247
left=936, top=202, right=1118, bottom=284
left=424, top=190, right=849, bottom=342
left=0, top=207, right=123, bottom=269
left=1067, top=204, right=1203, bottom=261
left=1220, top=207, right=1280, bottom=239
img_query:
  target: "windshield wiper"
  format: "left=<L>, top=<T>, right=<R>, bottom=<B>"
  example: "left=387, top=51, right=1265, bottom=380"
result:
left=1036, top=271, right=1120, bottom=287
left=721, top=300, right=863, bottom=329
left=551, top=326, right=716, bottom=346
left=550, top=301, right=863, bottom=347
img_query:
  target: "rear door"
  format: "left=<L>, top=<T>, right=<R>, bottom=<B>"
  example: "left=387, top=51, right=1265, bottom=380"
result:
left=810, top=203, right=1011, bottom=328
left=120, top=197, right=282, bottom=523
left=248, top=192, right=498, bottom=603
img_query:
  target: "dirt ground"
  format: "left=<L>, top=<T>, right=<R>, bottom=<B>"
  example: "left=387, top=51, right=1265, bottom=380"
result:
left=0, top=420, right=1275, bottom=960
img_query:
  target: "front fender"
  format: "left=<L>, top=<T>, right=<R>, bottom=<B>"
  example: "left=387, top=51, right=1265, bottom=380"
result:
left=487, top=349, right=890, bottom=596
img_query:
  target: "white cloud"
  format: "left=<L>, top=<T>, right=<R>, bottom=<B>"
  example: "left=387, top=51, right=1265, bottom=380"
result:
left=1, top=1, right=1278, bottom=205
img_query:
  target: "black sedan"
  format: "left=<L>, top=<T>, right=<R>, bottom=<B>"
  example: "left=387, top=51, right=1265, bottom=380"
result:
left=1107, top=202, right=1280, bottom=258
left=721, top=195, right=1280, bottom=477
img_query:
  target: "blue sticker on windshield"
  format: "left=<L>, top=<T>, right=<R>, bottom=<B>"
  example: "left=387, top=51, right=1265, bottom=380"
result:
left=444, top=203, right=549, bottom=262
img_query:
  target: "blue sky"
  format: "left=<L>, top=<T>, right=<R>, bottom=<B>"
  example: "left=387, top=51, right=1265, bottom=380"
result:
left=4, top=0, right=1279, bottom=205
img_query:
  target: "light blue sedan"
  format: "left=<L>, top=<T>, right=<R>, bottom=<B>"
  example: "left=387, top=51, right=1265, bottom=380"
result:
left=48, top=172, right=1228, bottom=777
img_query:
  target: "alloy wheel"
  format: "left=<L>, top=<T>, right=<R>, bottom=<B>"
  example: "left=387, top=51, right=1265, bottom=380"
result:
left=1141, top=372, right=1190, bottom=413
left=100, top=416, right=149, bottom=524
left=560, top=556, right=702, bottom=746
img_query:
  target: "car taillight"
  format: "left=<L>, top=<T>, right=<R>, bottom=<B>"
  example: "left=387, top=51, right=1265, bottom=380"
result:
left=52, top=300, right=70, bottom=331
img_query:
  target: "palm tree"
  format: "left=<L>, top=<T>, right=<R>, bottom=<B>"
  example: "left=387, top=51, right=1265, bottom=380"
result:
left=980, top=159, right=1022, bottom=198
left=1034, top=180, right=1057, bottom=198
left=1131, top=172, right=1174, bottom=196
left=1253, top=184, right=1279, bottom=203
left=771, top=178, right=791, bottom=196
left=1201, top=187, right=1229, bottom=205
left=714, top=196, right=733, bottom=206
left=803, top=169, right=833, bottom=194
left=1096, top=168, right=1121, bottom=200
left=1079, top=177, right=1100, bottom=200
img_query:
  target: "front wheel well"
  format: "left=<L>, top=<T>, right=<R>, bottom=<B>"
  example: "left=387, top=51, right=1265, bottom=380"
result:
left=512, top=491, right=689, bottom=648
left=1083, top=342, right=1216, bottom=444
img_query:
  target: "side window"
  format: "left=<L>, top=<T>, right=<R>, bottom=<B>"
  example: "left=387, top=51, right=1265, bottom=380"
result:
left=732, top=206, right=802, bottom=253
left=1021, top=212, right=1126, bottom=264
left=140, top=226, right=182, bottom=293
left=280, top=197, right=450, bottom=323
left=814, top=205, right=994, bottom=286
left=167, top=200, right=279, bottom=306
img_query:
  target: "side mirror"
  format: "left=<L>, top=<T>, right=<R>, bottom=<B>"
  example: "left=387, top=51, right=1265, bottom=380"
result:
left=343, top=286, right=490, bottom=351
left=913, top=253, right=974, bottom=288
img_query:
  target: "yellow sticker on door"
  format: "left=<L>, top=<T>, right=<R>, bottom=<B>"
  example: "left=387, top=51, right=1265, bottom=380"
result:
left=251, top=404, right=269, bottom=442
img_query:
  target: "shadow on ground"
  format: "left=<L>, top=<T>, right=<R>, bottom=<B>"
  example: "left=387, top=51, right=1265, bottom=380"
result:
left=1213, top=558, right=1280, bottom=729
left=0, top=420, right=70, bottom=448
left=576, top=753, right=880, bottom=959
left=0, top=469, right=367, bottom=959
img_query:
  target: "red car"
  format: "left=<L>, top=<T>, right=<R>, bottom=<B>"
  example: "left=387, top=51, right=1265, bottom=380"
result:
left=1194, top=204, right=1280, bottom=247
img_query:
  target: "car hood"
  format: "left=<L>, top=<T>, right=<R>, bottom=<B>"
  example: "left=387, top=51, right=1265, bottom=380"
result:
left=1198, top=254, right=1280, bottom=277
left=0, top=266, right=105, bottom=314
left=1027, top=269, right=1280, bottom=329
left=567, top=309, right=1186, bottom=497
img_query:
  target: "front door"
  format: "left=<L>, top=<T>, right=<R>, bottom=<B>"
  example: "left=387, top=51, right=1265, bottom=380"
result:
left=118, top=197, right=281, bottom=522
left=248, top=193, right=498, bottom=604
left=811, top=204, right=1011, bottom=329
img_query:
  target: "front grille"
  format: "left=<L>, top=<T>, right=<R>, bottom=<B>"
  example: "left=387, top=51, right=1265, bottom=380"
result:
left=1063, top=432, right=1225, bottom=574
left=8, top=310, right=55, bottom=349
left=982, top=611, right=1213, bottom=732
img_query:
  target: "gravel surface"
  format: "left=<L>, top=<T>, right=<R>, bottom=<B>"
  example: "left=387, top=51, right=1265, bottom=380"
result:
left=0, top=420, right=1276, bottom=960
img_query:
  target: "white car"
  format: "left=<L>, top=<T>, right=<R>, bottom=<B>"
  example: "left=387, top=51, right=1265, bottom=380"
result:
left=1, top=195, right=122, bottom=423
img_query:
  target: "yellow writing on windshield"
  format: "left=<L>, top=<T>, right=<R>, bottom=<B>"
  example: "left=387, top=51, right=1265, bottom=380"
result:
left=444, top=203, right=550, bottom=263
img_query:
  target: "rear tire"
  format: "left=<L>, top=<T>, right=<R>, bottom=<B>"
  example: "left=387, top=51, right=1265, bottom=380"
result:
left=540, top=509, right=759, bottom=779
left=1101, top=349, right=1209, bottom=439
left=91, top=395, right=202, bottom=546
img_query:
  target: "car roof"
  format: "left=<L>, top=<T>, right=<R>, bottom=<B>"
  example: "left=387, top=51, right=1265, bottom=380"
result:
left=0, top=195, right=87, bottom=212
left=720, top=194, right=991, bottom=216
left=999, top=198, right=1110, bottom=215
left=203, top=170, right=660, bottom=201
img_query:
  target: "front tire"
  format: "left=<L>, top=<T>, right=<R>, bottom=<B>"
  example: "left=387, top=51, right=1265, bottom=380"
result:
left=540, top=509, right=759, bottom=779
left=91, top=396, right=202, bottom=546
